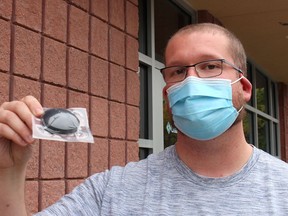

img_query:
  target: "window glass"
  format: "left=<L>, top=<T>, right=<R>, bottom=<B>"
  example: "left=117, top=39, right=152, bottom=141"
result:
left=271, top=82, right=277, bottom=117
left=139, top=64, right=152, bottom=139
left=243, top=110, right=254, bottom=144
left=139, top=0, right=149, bottom=55
left=273, top=123, right=279, bottom=156
left=256, top=70, right=269, bottom=113
left=154, top=0, right=191, bottom=62
left=258, top=116, right=270, bottom=153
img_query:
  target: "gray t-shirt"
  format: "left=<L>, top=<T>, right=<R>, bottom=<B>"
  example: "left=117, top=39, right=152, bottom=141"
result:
left=35, top=145, right=288, bottom=215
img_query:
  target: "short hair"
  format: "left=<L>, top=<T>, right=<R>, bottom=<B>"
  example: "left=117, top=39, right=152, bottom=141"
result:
left=165, top=23, right=247, bottom=75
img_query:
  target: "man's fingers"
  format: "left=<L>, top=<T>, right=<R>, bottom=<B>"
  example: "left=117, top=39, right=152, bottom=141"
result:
left=0, top=123, right=29, bottom=146
left=0, top=108, right=34, bottom=145
left=21, top=96, right=43, bottom=117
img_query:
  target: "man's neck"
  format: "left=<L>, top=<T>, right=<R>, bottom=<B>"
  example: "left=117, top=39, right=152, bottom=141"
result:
left=175, top=122, right=253, bottom=178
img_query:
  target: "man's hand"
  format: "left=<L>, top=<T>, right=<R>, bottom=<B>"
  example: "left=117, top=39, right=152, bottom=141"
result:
left=0, top=95, right=43, bottom=215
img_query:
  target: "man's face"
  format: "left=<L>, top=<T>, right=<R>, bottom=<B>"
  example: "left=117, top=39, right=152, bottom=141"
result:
left=163, top=31, right=251, bottom=121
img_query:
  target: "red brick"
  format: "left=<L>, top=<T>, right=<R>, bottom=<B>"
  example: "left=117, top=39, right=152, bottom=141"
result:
left=0, top=0, right=12, bottom=19
left=25, top=181, right=39, bottom=214
left=40, top=180, right=65, bottom=210
left=126, top=105, right=139, bottom=140
left=90, top=96, right=108, bottom=137
left=90, top=138, right=109, bottom=174
left=43, top=84, right=67, bottom=107
left=126, top=141, right=139, bottom=163
left=109, top=0, right=124, bottom=30
left=90, top=56, right=109, bottom=98
left=40, top=141, right=65, bottom=179
left=70, top=0, right=89, bottom=11
left=110, top=63, right=125, bottom=102
left=45, top=0, right=67, bottom=42
left=13, top=76, right=41, bottom=101
left=126, top=69, right=140, bottom=106
left=43, top=37, right=66, bottom=86
left=126, top=1, right=138, bottom=37
left=14, top=26, right=41, bottom=79
left=66, top=142, right=88, bottom=178
left=109, top=27, right=125, bottom=66
left=68, top=47, right=89, bottom=92
left=109, top=101, right=126, bottom=139
left=15, top=0, right=42, bottom=31
left=69, top=5, right=89, bottom=51
left=126, top=35, right=139, bottom=71
left=68, top=90, right=89, bottom=110
left=66, top=179, right=84, bottom=193
left=0, top=19, right=10, bottom=72
left=26, top=140, right=40, bottom=178
left=90, top=16, right=108, bottom=59
left=109, top=139, right=126, bottom=168
left=91, top=0, right=108, bottom=21
left=0, top=72, right=9, bottom=105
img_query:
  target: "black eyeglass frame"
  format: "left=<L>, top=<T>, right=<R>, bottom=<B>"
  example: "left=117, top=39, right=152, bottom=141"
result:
left=160, top=59, right=243, bottom=83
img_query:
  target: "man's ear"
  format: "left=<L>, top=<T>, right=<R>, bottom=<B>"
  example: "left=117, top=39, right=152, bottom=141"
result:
left=240, top=76, right=252, bottom=102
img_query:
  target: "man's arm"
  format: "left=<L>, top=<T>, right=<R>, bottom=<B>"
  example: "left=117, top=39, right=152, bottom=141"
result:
left=0, top=96, right=43, bottom=216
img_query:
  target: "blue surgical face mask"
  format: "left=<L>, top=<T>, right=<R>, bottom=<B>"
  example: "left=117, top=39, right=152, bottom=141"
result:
left=167, top=76, right=243, bottom=140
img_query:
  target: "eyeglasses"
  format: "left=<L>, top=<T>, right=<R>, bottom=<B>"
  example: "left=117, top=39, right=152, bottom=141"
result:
left=160, top=59, right=243, bottom=83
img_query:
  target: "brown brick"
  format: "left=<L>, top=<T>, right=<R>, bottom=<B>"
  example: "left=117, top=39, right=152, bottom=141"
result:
left=68, top=90, right=89, bottom=110
left=69, top=5, right=89, bottom=51
left=110, top=63, right=125, bottom=102
left=43, top=37, right=66, bottom=86
left=90, top=138, right=109, bottom=174
left=40, top=141, right=65, bottom=179
left=25, top=181, right=39, bottom=214
left=109, top=139, right=126, bottom=168
left=91, top=0, right=108, bottom=21
left=13, top=76, right=41, bottom=101
left=26, top=140, right=40, bottom=179
left=43, top=84, right=67, bottom=107
left=126, top=141, right=139, bottom=163
left=68, top=47, right=89, bottom=92
left=90, top=56, right=109, bottom=98
left=90, top=16, right=108, bottom=59
left=70, top=0, right=89, bottom=11
left=109, top=27, right=125, bottom=66
left=45, top=0, right=67, bottom=42
left=66, top=142, right=88, bottom=178
left=126, top=1, right=138, bottom=37
left=40, top=180, right=65, bottom=210
left=15, top=0, right=42, bottom=31
left=126, top=105, right=139, bottom=140
left=126, top=35, right=139, bottom=71
left=0, top=0, right=12, bottom=19
left=14, top=26, right=41, bottom=79
left=109, top=101, right=126, bottom=139
left=66, top=179, right=84, bottom=193
left=0, top=72, right=9, bottom=105
left=0, top=19, right=10, bottom=72
left=90, top=96, right=108, bottom=137
left=109, top=0, right=124, bottom=30
left=126, top=69, right=140, bottom=106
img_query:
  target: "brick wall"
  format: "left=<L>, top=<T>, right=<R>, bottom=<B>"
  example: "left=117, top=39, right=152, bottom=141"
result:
left=0, top=0, right=139, bottom=213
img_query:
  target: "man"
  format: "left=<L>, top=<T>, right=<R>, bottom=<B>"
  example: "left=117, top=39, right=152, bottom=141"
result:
left=1, top=23, right=288, bottom=215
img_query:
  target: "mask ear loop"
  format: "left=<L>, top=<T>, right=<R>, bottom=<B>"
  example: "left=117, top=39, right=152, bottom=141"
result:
left=231, top=75, right=244, bottom=85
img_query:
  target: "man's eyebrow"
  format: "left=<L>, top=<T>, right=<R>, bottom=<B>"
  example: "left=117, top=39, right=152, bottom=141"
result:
left=166, top=54, right=223, bottom=66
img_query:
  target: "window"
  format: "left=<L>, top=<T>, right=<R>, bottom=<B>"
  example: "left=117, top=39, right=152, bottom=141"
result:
left=244, top=62, right=280, bottom=156
left=138, top=0, right=195, bottom=159
left=139, top=1, right=280, bottom=159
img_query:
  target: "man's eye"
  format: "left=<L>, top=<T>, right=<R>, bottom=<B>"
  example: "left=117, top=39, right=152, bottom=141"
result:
left=200, top=63, right=221, bottom=71
left=175, top=68, right=186, bottom=75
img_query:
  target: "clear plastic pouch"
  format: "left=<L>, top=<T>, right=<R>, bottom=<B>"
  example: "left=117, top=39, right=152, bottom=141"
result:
left=32, top=108, right=94, bottom=143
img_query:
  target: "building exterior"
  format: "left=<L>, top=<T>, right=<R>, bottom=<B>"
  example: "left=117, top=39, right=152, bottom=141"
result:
left=0, top=0, right=287, bottom=213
